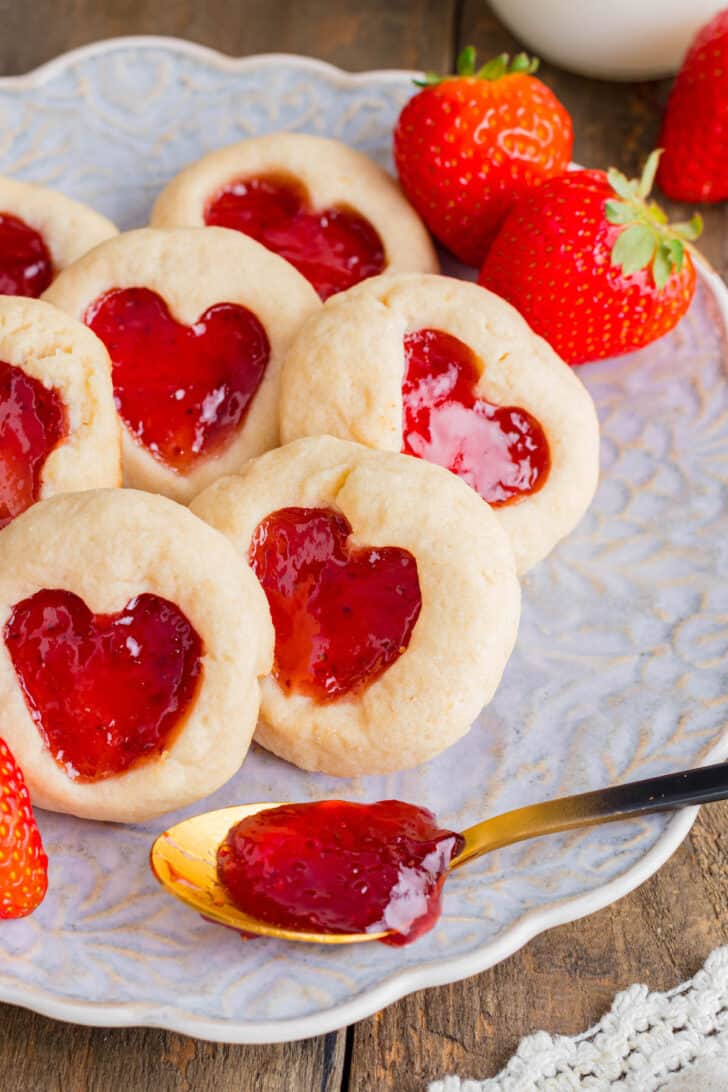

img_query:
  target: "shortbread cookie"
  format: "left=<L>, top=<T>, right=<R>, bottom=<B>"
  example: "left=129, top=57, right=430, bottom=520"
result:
left=151, top=133, right=438, bottom=300
left=191, top=436, right=520, bottom=777
left=0, top=296, right=120, bottom=528
left=0, top=176, right=117, bottom=297
left=279, top=274, right=600, bottom=573
left=0, top=489, right=274, bottom=822
left=44, top=227, right=320, bottom=503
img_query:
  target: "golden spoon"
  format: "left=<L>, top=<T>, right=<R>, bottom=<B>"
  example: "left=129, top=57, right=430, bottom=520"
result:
left=150, top=759, right=728, bottom=945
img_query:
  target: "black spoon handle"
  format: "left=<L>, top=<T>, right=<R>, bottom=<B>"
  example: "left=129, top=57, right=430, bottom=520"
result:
left=453, top=759, right=728, bottom=869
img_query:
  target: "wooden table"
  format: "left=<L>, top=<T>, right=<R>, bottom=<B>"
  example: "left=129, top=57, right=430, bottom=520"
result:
left=0, top=3, right=726, bottom=1089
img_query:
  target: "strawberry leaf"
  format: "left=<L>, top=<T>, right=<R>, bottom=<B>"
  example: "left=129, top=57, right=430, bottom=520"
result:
left=605, top=199, right=635, bottom=225
left=607, top=168, right=638, bottom=200
left=456, top=45, right=477, bottom=76
left=652, top=243, right=673, bottom=290
left=477, top=53, right=508, bottom=80
left=672, top=213, right=703, bottom=241
left=667, top=238, right=685, bottom=272
left=611, top=224, right=657, bottom=275
left=637, top=149, right=662, bottom=199
left=510, top=52, right=540, bottom=74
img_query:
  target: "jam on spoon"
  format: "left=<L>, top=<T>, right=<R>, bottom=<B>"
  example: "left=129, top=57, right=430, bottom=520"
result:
left=204, top=174, right=386, bottom=300
left=402, top=328, right=551, bottom=506
left=0, top=213, right=54, bottom=298
left=216, top=799, right=464, bottom=946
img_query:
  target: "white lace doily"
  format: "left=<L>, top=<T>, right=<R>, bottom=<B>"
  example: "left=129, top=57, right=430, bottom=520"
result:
left=430, top=946, right=728, bottom=1092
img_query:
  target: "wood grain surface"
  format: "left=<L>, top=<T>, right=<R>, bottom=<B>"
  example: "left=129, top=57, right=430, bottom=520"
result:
left=0, top=3, right=725, bottom=1090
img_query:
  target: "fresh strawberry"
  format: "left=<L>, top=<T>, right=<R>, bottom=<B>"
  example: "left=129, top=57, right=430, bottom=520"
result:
left=0, top=737, right=47, bottom=919
left=658, top=8, right=728, bottom=202
left=479, top=151, right=702, bottom=365
left=393, top=47, right=573, bottom=266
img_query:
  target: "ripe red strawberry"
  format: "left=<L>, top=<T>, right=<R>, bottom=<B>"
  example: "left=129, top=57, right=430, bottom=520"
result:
left=0, top=737, right=47, bottom=919
left=393, top=47, right=573, bottom=267
left=658, top=8, right=728, bottom=202
left=479, top=151, right=702, bottom=365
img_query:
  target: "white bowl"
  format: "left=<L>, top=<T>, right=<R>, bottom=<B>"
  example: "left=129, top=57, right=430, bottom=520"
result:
left=489, top=0, right=725, bottom=80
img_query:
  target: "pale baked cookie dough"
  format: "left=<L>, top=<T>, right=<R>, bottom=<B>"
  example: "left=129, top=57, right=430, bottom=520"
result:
left=150, top=133, right=439, bottom=291
left=279, top=274, right=600, bottom=573
left=0, top=489, right=274, bottom=822
left=0, top=296, right=121, bottom=513
left=44, top=226, right=320, bottom=503
left=191, top=436, right=520, bottom=777
left=0, top=176, right=117, bottom=280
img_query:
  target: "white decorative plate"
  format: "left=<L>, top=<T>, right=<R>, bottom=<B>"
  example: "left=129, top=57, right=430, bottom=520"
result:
left=1, top=37, right=727, bottom=1045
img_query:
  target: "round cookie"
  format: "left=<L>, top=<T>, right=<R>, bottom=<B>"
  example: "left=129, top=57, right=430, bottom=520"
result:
left=0, top=489, right=274, bottom=823
left=279, top=273, right=600, bottom=573
left=0, top=295, right=120, bottom=528
left=150, top=133, right=439, bottom=300
left=43, top=226, right=321, bottom=503
left=190, top=436, right=521, bottom=777
left=0, top=176, right=117, bottom=296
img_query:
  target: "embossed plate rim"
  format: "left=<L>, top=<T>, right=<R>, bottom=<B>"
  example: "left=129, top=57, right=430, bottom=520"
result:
left=0, top=36, right=726, bottom=1043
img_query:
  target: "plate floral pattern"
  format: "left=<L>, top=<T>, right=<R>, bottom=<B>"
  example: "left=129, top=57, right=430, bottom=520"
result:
left=0, top=38, right=727, bottom=1043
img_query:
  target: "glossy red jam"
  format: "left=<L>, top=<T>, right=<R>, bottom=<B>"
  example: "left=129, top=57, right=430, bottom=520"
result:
left=4, top=589, right=203, bottom=780
left=249, top=506, right=421, bottom=701
left=85, top=288, right=270, bottom=471
left=205, top=175, right=386, bottom=300
left=402, top=329, right=550, bottom=507
left=0, top=360, right=67, bottom=529
left=0, top=213, right=53, bottom=297
left=217, top=799, right=464, bottom=945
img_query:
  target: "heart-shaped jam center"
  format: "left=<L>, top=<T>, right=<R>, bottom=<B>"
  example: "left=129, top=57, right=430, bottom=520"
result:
left=218, top=799, right=464, bottom=946
left=249, top=506, right=421, bottom=701
left=0, top=213, right=53, bottom=297
left=85, top=288, right=270, bottom=472
left=402, top=329, right=550, bottom=507
left=0, top=360, right=67, bottom=529
left=204, top=175, right=385, bottom=301
left=4, top=589, right=203, bottom=781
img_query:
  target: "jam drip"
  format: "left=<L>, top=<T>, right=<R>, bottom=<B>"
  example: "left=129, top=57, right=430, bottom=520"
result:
left=217, top=799, right=464, bottom=946
left=205, top=175, right=386, bottom=300
left=0, top=214, right=53, bottom=297
left=4, top=590, right=203, bottom=780
left=0, top=360, right=67, bottom=530
left=402, top=328, right=550, bottom=507
left=85, top=288, right=270, bottom=472
left=249, top=506, right=421, bottom=701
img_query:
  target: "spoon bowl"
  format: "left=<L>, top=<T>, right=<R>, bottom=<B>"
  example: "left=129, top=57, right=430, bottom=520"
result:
left=151, top=759, right=728, bottom=945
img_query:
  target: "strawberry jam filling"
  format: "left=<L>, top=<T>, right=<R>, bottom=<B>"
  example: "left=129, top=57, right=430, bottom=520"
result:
left=0, top=213, right=53, bottom=297
left=217, top=799, right=464, bottom=945
left=4, top=589, right=203, bottom=780
left=402, top=329, right=550, bottom=506
left=204, top=175, right=386, bottom=300
left=0, top=360, right=67, bottom=530
left=85, top=288, right=270, bottom=472
left=249, top=506, right=421, bottom=701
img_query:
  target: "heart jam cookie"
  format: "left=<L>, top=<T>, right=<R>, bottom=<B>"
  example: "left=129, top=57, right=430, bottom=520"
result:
left=86, top=288, right=270, bottom=471
left=0, top=360, right=67, bottom=528
left=43, top=227, right=320, bottom=503
left=249, top=506, right=421, bottom=700
left=402, top=328, right=550, bottom=506
left=0, top=214, right=53, bottom=297
left=151, top=134, right=439, bottom=298
left=217, top=799, right=464, bottom=945
left=205, top=175, right=386, bottom=301
left=279, top=274, right=600, bottom=573
left=191, top=436, right=520, bottom=777
left=0, top=176, right=117, bottom=294
left=4, top=589, right=203, bottom=781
